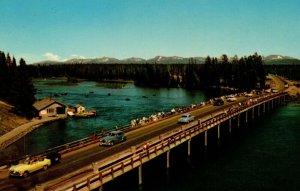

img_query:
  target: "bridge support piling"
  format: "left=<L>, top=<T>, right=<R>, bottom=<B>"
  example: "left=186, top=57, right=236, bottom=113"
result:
left=204, top=130, right=208, bottom=148
left=263, top=102, right=266, bottom=113
left=258, top=105, right=260, bottom=116
left=167, top=151, right=170, bottom=169
left=217, top=125, right=220, bottom=140
left=188, top=139, right=191, bottom=156
left=237, top=114, right=240, bottom=127
left=98, top=172, right=103, bottom=191
left=229, top=118, right=232, bottom=133
left=272, top=99, right=274, bottom=110
left=252, top=108, right=255, bottom=120
left=245, top=111, right=248, bottom=123
left=138, top=165, right=142, bottom=186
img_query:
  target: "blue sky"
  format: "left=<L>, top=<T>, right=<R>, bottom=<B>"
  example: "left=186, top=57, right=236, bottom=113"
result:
left=0, top=0, right=299, bottom=63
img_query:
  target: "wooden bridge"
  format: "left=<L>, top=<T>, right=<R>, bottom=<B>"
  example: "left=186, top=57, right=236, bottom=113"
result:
left=36, top=91, right=288, bottom=191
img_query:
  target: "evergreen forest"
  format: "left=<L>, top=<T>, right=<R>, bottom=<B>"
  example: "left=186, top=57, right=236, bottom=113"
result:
left=29, top=53, right=267, bottom=91
left=0, top=51, right=36, bottom=118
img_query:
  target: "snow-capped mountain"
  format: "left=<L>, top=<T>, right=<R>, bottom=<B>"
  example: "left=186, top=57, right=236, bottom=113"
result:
left=264, top=55, right=295, bottom=61
left=32, top=54, right=299, bottom=65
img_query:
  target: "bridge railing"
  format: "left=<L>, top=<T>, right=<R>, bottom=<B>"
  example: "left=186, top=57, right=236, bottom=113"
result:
left=46, top=92, right=288, bottom=191
left=0, top=124, right=131, bottom=167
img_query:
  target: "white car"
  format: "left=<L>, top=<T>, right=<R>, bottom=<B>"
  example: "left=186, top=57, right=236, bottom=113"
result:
left=178, top=113, right=195, bottom=123
left=227, top=96, right=237, bottom=102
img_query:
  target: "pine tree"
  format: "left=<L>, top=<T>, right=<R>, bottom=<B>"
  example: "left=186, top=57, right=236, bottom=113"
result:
left=10, top=58, right=36, bottom=118
left=0, top=51, right=8, bottom=99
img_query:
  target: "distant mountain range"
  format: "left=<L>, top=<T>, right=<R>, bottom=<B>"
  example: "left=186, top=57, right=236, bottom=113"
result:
left=33, top=54, right=300, bottom=65
left=263, top=55, right=300, bottom=65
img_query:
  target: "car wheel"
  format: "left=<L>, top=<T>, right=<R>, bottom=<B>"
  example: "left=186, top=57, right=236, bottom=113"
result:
left=43, top=165, right=48, bottom=171
left=23, top=171, right=29, bottom=178
left=110, top=141, right=115, bottom=146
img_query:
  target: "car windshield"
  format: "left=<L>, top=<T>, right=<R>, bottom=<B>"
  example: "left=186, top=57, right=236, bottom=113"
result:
left=182, top=114, right=189, bottom=118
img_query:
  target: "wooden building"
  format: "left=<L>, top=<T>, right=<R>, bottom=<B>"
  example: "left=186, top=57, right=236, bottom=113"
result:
left=75, top=104, right=85, bottom=114
left=33, top=98, right=67, bottom=117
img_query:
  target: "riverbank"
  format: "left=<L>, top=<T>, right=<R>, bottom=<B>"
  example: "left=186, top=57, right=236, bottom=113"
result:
left=283, top=79, right=300, bottom=98
left=267, top=74, right=300, bottom=98
left=0, top=114, right=67, bottom=151
left=0, top=100, right=29, bottom=136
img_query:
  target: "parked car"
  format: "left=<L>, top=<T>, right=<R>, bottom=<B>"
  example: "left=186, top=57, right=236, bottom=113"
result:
left=99, top=130, right=126, bottom=146
left=178, top=113, right=195, bottom=123
left=213, top=98, right=224, bottom=106
left=226, top=95, right=237, bottom=102
left=245, top=93, right=253, bottom=97
left=46, top=151, right=61, bottom=165
left=9, top=157, right=51, bottom=177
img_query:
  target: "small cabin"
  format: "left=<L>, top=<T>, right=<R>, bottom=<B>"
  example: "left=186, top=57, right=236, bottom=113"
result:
left=33, top=98, right=67, bottom=117
left=75, top=104, right=85, bottom=114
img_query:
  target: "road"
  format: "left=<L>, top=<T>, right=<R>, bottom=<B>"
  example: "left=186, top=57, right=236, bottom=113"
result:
left=267, top=74, right=285, bottom=90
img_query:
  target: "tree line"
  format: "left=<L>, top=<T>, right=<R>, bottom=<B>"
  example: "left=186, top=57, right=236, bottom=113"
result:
left=264, top=64, right=300, bottom=81
left=29, top=53, right=266, bottom=91
left=0, top=51, right=36, bottom=118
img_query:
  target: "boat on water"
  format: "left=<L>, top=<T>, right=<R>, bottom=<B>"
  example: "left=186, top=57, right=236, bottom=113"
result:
left=67, top=104, right=96, bottom=118
left=73, top=110, right=96, bottom=118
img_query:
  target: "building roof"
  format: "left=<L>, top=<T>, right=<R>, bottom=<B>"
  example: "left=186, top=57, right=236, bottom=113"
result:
left=33, top=98, right=67, bottom=111
left=76, top=104, right=84, bottom=108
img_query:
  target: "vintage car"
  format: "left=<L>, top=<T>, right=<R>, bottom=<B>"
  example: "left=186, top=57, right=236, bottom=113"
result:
left=99, top=130, right=126, bottom=146
left=46, top=151, right=61, bottom=165
left=178, top=113, right=195, bottom=123
left=213, top=98, right=224, bottom=106
left=9, top=157, right=51, bottom=177
left=226, top=95, right=237, bottom=102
